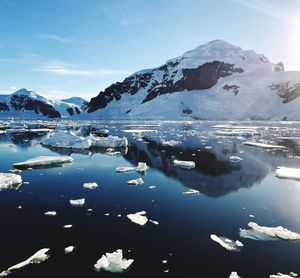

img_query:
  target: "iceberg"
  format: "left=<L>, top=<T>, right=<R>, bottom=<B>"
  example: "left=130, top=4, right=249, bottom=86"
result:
left=0, top=248, right=50, bottom=277
left=214, top=130, right=243, bottom=136
left=269, top=273, right=298, bottom=278
left=127, top=178, right=144, bottom=186
left=13, top=156, right=73, bottom=169
left=210, top=234, right=243, bottom=252
left=42, top=131, right=128, bottom=149
left=94, top=249, right=134, bottom=273
left=0, top=173, right=22, bottom=191
left=127, top=211, right=148, bottom=226
left=70, top=198, right=85, bottom=206
left=173, top=160, right=195, bottom=169
left=182, top=189, right=200, bottom=195
left=44, top=211, right=56, bottom=216
left=83, top=182, right=98, bottom=189
left=243, top=142, right=287, bottom=150
left=116, top=162, right=148, bottom=173
left=275, top=167, right=300, bottom=180
left=229, top=272, right=242, bottom=278
left=239, top=222, right=300, bottom=241
left=64, top=246, right=75, bottom=254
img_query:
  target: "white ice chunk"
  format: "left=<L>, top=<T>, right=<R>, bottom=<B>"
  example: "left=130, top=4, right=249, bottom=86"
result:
left=210, top=234, right=243, bottom=252
left=229, top=156, right=243, bottom=162
left=0, top=248, right=50, bottom=277
left=70, top=198, right=85, bottom=206
left=173, top=160, right=195, bottom=169
left=13, top=156, right=73, bottom=169
left=94, top=249, right=134, bottom=273
left=127, top=178, right=144, bottom=186
left=149, top=220, right=159, bottom=225
left=149, top=185, right=156, bottom=189
left=64, top=246, right=75, bottom=254
left=161, top=140, right=179, bottom=147
left=44, top=211, right=56, bottom=216
left=89, top=135, right=128, bottom=148
left=243, top=142, right=287, bottom=150
left=127, top=211, right=148, bottom=226
left=269, top=273, right=298, bottom=278
left=214, top=130, right=243, bottom=136
left=83, top=182, right=98, bottom=189
left=275, top=167, right=300, bottom=180
left=229, top=272, right=242, bottom=278
left=240, top=222, right=300, bottom=241
left=63, top=224, right=73, bottom=229
left=0, top=173, right=22, bottom=191
left=182, top=189, right=200, bottom=195
left=116, top=162, right=148, bottom=173
left=122, top=129, right=157, bottom=134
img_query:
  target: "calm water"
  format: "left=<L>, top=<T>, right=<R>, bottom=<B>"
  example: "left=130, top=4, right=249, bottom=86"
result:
left=1, top=120, right=300, bottom=277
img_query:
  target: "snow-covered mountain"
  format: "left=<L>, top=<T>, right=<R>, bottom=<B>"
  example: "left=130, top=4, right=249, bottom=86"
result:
left=0, top=89, right=88, bottom=119
left=85, top=40, right=300, bottom=120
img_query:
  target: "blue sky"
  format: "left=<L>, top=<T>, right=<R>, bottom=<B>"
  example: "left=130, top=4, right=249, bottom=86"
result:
left=0, top=0, right=299, bottom=100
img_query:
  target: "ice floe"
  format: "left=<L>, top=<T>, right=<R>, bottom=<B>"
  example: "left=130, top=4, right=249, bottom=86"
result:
left=70, top=198, right=85, bottom=206
left=269, top=272, right=298, bottom=278
left=173, top=160, right=195, bottom=169
left=239, top=222, right=300, bottom=241
left=182, top=189, right=200, bottom=195
left=243, top=142, right=287, bottom=150
left=44, top=211, right=56, bottom=216
left=161, top=140, right=179, bottom=147
left=0, top=248, right=50, bottom=277
left=116, top=162, right=148, bottom=173
left=229, top=156, right=243, bottom=162
left=127, top=211, right=148, bottom=226
left=63, top=224, right=73, bottom=229
left=122, top=129, right=157, bottom=134
left=127, top=178, right=144, bottom=186
left=229, top=272, right=242, bottom=278
left=64, top=246, right=75, bottom=254
left=42, top=131, right=128, bottom=149
left=13, top=156, right=73, bottom=169
left=149, top=220, right=159, bottom=225
left=275, top=167, right=300, bottom=180
left=94, top=249, right=134, bottom=273
left=214, top=130, right=243, bottom=136
left=83, top=182, right=98, bottom=189
left=210, top=234, right=243, bottom=251
left=0, top=173, right=22, bottom=191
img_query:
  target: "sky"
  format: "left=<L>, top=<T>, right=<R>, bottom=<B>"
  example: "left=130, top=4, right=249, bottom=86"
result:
left=0, top=0, right=300, bottom=100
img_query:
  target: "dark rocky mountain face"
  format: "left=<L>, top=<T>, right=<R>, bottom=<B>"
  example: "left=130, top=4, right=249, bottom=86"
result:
left=270, top=82, right=300, bottom=103
left=87, top=60, right=244, bottom=113
left=0, top=102, right=10, bottom=111
left=10, top=94, right=61, bottom=118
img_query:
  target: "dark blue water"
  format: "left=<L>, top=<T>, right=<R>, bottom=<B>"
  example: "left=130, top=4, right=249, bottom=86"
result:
left=1, top=120, right=300, bottom=277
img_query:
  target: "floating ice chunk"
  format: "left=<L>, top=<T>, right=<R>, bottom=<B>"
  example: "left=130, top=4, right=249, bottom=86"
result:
left=239, top=222, right=300, bottom=241
left=127, top=211, right=148, bottom=226
left=44, top=211, right=56, bottom=216
left=89, top=135, right=128, bottom=148
left=64, top=246, right=75, bottom=254
left=229, top=272, right=242, bottom=278
left=106, top=148, right=121, bottom=156
left=149, top=220, right=159, bottom=225
left=275, top=167, right=300, bottom=180
left=0, top=173, right=22, bottom=191
left=127, top=178, right=144, bottom=186
left=149, top=185, right=156, bottom=189
left=210, top=234, right=243, bottom=252
left=214, top=130, right=243, bottom=136
left=162, top=260, right=167, bottom=264
left=63, top=224, right=73, bottom=229
left=43, top=131, right=92, bottom=149
left=83, top=182, right=98, bottom=189
left=173, top=160, right=195, bottom=169
left=182, top=189, right=200, bottom=195
left=269, top=273, right=298, bottom=278
left=70, top=198, right=85, bottom=206
left=13, top=156, right=73, bottom=169
left=0, top=248, right=50, bottom=277
left=104, top=213, right=110, bottom=216
left=87, top=208, right=93, bottom=212
left=122, top=129, right=157, bottom=134
left=243, top=142, right=287, bottom=150
left=229, top=156, right=243, bottom=162
left=0, top=130, right=6, bottom=135
left=94, top=249, right=134, bottom=273
left=161, top=140, right=179, bottom=147
left=116, top=162, right=148, bottom=173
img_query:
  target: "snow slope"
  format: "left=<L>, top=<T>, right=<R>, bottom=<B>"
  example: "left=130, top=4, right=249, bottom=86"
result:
left=84, top=40, right=300, bottom=120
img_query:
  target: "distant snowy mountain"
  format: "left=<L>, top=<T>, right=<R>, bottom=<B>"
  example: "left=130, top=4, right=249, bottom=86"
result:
left=85, top=40, right=300, bottom=120
left=0, top=89, right=88, bottom=119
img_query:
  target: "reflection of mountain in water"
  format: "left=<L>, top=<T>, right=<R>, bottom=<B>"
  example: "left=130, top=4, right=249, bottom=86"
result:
left=124, top=138, right=270, bottom=197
